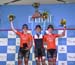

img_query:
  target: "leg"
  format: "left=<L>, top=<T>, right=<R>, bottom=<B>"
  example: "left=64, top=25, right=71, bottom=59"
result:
left=48, top=58, right=53, bottom=65
left=53, top=57, right=56, bottom=65
left=24, top=58, right=28, bottom=65
left=47, top=49, right=54, bottom=65
left=53, top=49, right=57, bottom=65
left=18, top=59, right=22, bottom=65
left=53, top=54, right=57, bottom=65
left=18, top=49, right=23, bottom=65
left=24, top=50, right=30, bottom=65
left=35, top=48, right=40, bottom=65
left=41, top=48, right=46, bottom=65
left=41, top=56, right=46, bottom=65
left=36, top=57, right=40, bottom=65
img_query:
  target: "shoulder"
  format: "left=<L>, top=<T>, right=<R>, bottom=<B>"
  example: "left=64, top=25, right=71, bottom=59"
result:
left=27, top=33, right=32, bottom=37
left=43, top=34, right=48, bottom=37
left=53, top=34, right=59, bottom=37
left=16, top=31, right=22, bottom=35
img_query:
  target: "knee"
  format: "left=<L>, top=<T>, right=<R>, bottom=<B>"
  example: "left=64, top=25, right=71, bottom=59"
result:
left=48, top=58, right=53, bottom=62
left=36, top=58, right=40, bottom=65
left=18, top=60, right=22, bottom=65
left=36, top=57, right=40, bottom=62
left=41, top=56, right=45, bottom=62
left=53, top=58, right=56, bottom=62
left=24, top=58, right=28, bottom=63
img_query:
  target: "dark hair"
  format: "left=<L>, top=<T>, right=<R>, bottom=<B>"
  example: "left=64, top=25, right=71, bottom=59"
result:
left=47, top=24, right=54, bottom=30
left=35, top=25, right=41, bottom=29
left=22, top=24, right=28, bottom=29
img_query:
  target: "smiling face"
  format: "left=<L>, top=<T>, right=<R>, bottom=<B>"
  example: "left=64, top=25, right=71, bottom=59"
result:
left=47, top=25, right=54, bottom=33
left=36, top=27, right=41, bottom=33
left=22, top=24, right=28, bottom=33
left=47, top=27, right=53, bottom=33
left=35, top=25, right=41, bottom=33
left=22, top=27, right=28, bottom=33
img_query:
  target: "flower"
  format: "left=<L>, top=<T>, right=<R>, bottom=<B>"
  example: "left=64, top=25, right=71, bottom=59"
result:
left=8, top=14, right=15, bottom=21
left=60, top=19, right=66, bottom=26
left=42, top=11, right=48, bottom=20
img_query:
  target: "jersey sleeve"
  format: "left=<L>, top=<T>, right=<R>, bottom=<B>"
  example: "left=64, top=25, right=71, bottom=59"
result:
left=54, top=34, right=60, bottom=38
left=16, top=31, right=22, bottom=36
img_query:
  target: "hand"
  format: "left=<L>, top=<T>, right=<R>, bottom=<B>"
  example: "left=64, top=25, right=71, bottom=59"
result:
left=10, top=20, right=13, bottom=22
left=9, top=14, right=15, bottom=22
left=9, top=18, right=13, bottom=22
left=44, top=47, right=47, bottom=50
left=63, top=25, right=66, bottom=28
left=24, top=47, right=30, bottom=50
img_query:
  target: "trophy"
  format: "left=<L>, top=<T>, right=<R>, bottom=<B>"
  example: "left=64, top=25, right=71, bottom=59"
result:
left=8, top=14, right=15, bottom=22
left=32, top=2, right=40, bottom=12
left=60, top=19, right=66, bottom=28
left=32, top=2, right=41, bottom=20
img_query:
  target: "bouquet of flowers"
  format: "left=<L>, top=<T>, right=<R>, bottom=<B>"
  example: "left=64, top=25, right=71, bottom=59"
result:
left=8, top=14, right=15, bottom=21
left=42, top=11, right=48, bottom=20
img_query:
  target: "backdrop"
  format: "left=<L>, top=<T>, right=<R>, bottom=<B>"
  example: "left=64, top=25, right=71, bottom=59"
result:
left=0, top=3, right=75, bottom=65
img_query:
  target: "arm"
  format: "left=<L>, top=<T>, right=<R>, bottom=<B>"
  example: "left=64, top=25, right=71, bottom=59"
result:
left=58, top=27, right=66, bottom=37
left=10, top=21, right=17, bottom=33
left=43, top=35, right=47, bottom=50
left=28, top=41, right=33, bottom=49
left=28, top=34, right=33, bottom=49
left=43, top=35, right=46, bottom=44
left=25, top=41, right=33, bottom=50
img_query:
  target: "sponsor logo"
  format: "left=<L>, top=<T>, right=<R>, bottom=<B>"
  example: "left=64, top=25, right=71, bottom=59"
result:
left=59, top=61, right=67, bottom=65
left=7, top=61, right=15, bottom=65
left=8, top=31, right=16, bottom=38
left=58, top=46, right=67, bottom=53
left=7, top=46, right=16, bottom=53
left=67, top=53, right=75, bottom=61
left=0, top=38, right=8, bottom=46
left=0, top=54, right=7, bottom=61
left=28, top=15, right=53, bottom=23
left=16, top=38, right=20, bottom=46
left=67, top=38, right=75, bottom=45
